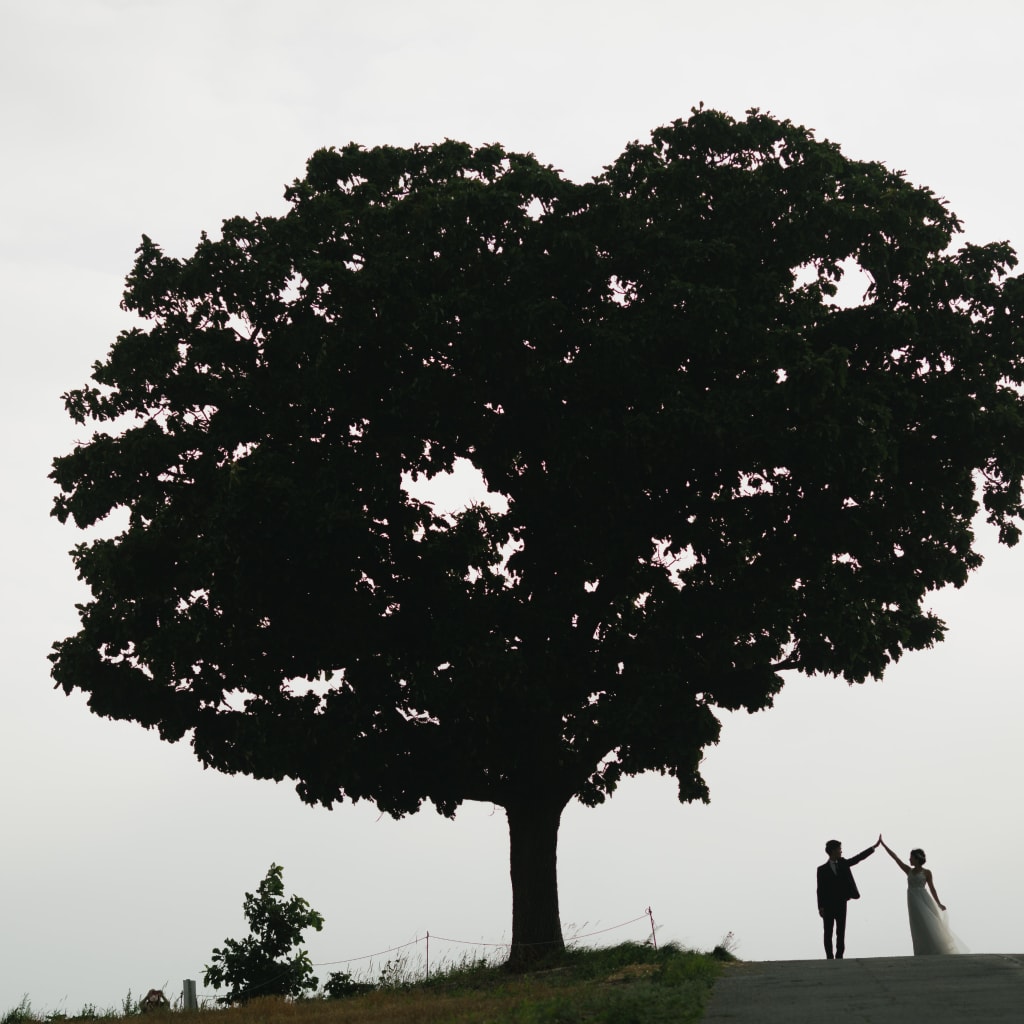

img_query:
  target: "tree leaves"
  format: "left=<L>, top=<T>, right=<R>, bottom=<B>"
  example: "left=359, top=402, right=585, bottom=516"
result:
left=51, top=108, right=1024, bottom=824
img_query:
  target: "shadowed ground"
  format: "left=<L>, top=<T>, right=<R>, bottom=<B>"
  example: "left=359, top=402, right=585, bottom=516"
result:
left=703, top=954, right=1024, bottom=1022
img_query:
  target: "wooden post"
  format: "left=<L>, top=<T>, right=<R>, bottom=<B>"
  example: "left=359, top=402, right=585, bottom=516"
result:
left=646, top=907, right=658, bottom=949
left=182, top=980, right=198, bottom=1011
left=426, top=931, right=430, bottom=981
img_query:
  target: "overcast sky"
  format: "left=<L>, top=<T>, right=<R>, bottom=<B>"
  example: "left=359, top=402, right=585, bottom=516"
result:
left=3, top=0, right=1023, bottom=1013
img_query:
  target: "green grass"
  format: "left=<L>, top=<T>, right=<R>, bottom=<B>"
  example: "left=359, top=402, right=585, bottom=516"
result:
left=3, top=942, right=723, bottom=1024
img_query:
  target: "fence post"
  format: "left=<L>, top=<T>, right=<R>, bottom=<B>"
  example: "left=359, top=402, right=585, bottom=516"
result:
left=646, top=907, right=657, bottom=949
left=182, top=980, right=198, bottom=1011
left=426, top=931, right=430, bottom=981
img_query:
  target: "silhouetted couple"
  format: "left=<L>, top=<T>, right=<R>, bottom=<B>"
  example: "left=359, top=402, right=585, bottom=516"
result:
left=817, top=835, right=963, bottom=958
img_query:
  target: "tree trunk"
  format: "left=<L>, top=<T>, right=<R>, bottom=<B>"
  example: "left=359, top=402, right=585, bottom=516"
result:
left=505, top=797, right=566, bottom=969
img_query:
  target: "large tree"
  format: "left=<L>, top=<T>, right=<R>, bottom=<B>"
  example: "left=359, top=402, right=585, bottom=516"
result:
left=51, top=109, right=1024, bottom=965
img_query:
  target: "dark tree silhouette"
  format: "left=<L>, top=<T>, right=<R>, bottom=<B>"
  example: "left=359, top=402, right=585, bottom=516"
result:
left=51, top=109, right=1024, bottom=965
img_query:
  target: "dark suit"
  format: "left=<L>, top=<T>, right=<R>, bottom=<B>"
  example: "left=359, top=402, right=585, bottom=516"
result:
left=816, top=846, right=875, bottom=958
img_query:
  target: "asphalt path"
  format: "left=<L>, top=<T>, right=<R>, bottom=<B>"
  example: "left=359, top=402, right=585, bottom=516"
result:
left=702, top=954, right=1024, bottom=1023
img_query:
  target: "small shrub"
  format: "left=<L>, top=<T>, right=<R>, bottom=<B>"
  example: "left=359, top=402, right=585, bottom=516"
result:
left=375, top=953, right=415, bottom=990
left=711, top=931, right=739, bottom=962
left=204, top=863, right=324, bottom=1005
left=322, top=971, right=373, bottom=1000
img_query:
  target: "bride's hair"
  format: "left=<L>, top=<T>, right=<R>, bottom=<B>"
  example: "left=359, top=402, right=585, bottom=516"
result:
left=910, top=848, right=926, bottom=864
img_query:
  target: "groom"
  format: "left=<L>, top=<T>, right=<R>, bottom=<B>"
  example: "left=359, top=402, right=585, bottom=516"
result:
left=816, top=837, right=879, bottom=959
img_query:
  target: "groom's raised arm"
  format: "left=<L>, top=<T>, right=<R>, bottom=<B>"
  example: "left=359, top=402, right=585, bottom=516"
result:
left=846, top=845, right=877, bottom=866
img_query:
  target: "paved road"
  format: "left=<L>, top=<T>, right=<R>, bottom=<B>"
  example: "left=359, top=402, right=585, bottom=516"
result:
left=703, top=954, right=1024, bottom=1022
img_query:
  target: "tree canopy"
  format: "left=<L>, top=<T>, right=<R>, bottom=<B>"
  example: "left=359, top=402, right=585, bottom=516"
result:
left=51, top=108, right=1024, bottom=963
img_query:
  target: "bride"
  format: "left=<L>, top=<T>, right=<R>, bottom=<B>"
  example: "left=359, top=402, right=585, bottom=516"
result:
left=879, top=835, right=963, bottom=955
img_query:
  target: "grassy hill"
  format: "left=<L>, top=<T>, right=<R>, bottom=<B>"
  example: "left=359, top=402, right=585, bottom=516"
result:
left=4, top=942, right=724, bottom=1024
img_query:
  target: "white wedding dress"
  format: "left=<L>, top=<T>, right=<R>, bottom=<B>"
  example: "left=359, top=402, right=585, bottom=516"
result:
left=907, top=870, right=963, bottom=955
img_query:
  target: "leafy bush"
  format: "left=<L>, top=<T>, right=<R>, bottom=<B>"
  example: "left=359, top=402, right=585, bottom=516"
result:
left=203, top=863, right=324, bottom=1004
left=322, top=971, right=373, bottom=1000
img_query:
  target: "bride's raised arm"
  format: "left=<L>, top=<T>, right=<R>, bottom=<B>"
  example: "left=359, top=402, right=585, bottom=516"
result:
left=880, top=837, right=910, bottom=874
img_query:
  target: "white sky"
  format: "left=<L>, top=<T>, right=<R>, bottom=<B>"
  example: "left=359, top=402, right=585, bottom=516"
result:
left=3, top=0, right=1023, bottom=1012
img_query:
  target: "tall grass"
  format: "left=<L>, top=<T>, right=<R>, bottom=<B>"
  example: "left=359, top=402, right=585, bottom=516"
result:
left=0, top=996, right=127, bottom=1024
left=1, top=997, right=36, bottom=1024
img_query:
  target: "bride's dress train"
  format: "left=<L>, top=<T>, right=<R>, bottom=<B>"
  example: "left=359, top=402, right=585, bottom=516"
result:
left=907, top=871, right=966, bottom=955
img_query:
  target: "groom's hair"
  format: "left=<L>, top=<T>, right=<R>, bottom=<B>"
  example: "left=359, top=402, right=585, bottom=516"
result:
left=825, top=840, right=841, bottom=854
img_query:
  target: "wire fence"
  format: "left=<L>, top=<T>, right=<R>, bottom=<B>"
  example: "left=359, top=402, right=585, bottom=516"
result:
left=193, top=907, right=660, bottom=1006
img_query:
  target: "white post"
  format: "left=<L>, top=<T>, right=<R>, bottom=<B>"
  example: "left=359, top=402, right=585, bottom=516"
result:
left=182, top=980, right=198, bottom=1011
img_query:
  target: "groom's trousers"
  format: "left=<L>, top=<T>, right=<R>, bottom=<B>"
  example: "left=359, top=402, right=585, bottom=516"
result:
left=821, top=902, right=848, bottom=959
